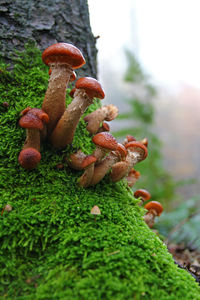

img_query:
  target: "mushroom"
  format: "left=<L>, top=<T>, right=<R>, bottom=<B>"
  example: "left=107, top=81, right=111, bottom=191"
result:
left=125, top=169, right=140, bottom=187
left=18, top=107, right=49, bottom=169
left=125, top=141, right=148, bottom=173
left=69, top=88, right=76, bottom=98
left=134, top=189, right=151, bottom=206
left=92, top=132, right=118, bottom=163
left=89, top=143, right=127, bottom=186
left=123, top=135, right=137, bottom=145
left=50, top=77, right=105, bottom=149
left=1, top=204, right=12, bottom=216
left=143, top=201, right=163, bottom=228
left=90, top=205, right=101, bottom=222
left=110, top=141, right=147, bottom=183
left=84, top=104, right=118, bottom=135
left=110, top=160, right=129, bottom=183
left=66, top=150, right=87, bottom=170
left=78, top=132, right=118, bottom=187
left=78, top=155, right=97, bottom=187
left=41, top=43, right=85, bottom=135
left=49, top=69, right=76, bottom=82
left=97, top=122, right=110, bottom=133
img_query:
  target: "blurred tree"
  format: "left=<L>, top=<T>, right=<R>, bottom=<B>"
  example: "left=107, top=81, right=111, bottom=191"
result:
left=0, top=0, right=97, bottom=77
left=115, top=50, right=177, bottom=207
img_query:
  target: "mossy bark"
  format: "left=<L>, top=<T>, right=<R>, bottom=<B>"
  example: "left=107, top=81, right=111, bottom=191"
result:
left=0, top=0, right=97, bottom=77
left=0, top=46, right=200, bottom=300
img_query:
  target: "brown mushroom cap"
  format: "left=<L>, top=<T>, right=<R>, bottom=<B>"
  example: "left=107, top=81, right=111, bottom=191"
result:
left=144, top=201, right=163, bottom=216
left=128, top=169, right=140, bottom=179
left=92, top=132, right=118, bottom=150
left=19, top=108, right=49, bottom=130
left=42, top=43, right=86, bottom=69
left=101, top=122, right=110, bottom=132
left=134, top=189, right=151, bottom=201
left=69, top=88, right=76, bottom=98
left=18, top=148, right=41, bottom=170
left=115, top=143, right=127, bottom=160
left=125, top=141, right=148, bottom=162
left=81, top=155, right=97, bottom=169
left=75, top=77, right=105, bottom=99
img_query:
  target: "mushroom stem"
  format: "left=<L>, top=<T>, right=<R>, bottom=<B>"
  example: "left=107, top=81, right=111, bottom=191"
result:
left=23, top=129, right=41, bottom=151
left=42, top=64, right=72, bottom=135
left=143, top=211, right=156, bottom=228
left=89, top=151, right=120, bottom=186
left=79, top=163, right=95, bottom=187
left=50, top=89, right=93, bottom=149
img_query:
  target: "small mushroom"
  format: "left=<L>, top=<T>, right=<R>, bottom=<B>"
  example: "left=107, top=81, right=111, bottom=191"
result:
left=134, top=189, right=151, bottom=206
left=97, top=122, right=110, bottom=133
left=126, top=169, right=140, bottom=187
left=42, top=43, right=85, bottom=135
left=143, top=201, right=163, bottom=228
left=89, top=143, right=127, bottom=186
left=78, top=155, right=97, bottom=187
left=18, top=108, right=49, bottom=169
left=92, top=132, right=118, bottom=163
left=18, top=148, right=41, bottom=170
left=90, top=205, right=101, bottom=221
left=66, top=150, right=87, bottom=170
left=84, top=104, right=118, bottom=135
left=69, top=88, right=76, bottom=98
left=110, top=160, right=129, bottom=183
left=110, top=141, right=147, bottom=183
left=1, top=204, right=12, bottom=216
left=50, top=77, right=105, bottom=149
left=123, top=135, right=137, bottom=145
left=125, top=141, right=148, bottom=173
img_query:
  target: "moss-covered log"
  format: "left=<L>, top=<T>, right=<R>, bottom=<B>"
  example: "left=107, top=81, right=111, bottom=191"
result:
left=0, top=46, right=200, bottom=300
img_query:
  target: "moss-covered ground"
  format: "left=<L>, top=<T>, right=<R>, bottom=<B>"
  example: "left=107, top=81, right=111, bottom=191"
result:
left=0, top=46, right=200, bottom=300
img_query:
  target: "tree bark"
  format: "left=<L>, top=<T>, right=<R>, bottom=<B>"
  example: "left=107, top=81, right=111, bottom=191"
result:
left=0, top=0, right=97, bottom=78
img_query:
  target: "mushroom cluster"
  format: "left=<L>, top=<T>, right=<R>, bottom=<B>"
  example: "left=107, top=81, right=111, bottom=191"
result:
left=18, top=42, right=148, bottom=189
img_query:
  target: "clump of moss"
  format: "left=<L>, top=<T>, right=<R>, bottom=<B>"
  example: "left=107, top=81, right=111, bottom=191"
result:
left=0, top=45, right=200, bottom=300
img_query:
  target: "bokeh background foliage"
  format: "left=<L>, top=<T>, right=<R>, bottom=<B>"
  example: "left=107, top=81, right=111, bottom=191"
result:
left=0, top=45, right=200, bottom=299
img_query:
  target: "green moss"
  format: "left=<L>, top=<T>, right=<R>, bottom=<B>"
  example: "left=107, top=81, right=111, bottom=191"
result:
left=0, top=45, right=200, bottom=300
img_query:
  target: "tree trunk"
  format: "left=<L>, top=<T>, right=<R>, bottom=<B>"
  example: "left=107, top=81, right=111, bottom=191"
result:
left=0, top=0, right=97, bottom=77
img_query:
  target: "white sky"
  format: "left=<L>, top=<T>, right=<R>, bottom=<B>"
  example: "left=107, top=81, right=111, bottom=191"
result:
left=88, top=0, right=200, bottom=88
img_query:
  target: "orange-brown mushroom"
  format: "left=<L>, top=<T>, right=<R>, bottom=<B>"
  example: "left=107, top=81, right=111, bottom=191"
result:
left=123, top=135, right=137, bottom=145
left=18, top=108, right=49, bottom=169
left=91, top=132, right=118, bottom=163
left=84, top=104, right=118, bottom=135
left=97, top=122, right=110, bottom=133
left=50, top=77, right=105, bottom=149
left=126, top=169, right=140, bottom=187
left=110, top=141, right=147, bottom=183
left=134, top=189, right=151, bottom=205
left=42, top=43, right=85, bottom=135
left=66, top=150, right=87, bottom=170
left=79, top=133, right=118, bottom=187
left=89, top=143, right=127, bottom=186
left=143, top=201, right=163, bottom=228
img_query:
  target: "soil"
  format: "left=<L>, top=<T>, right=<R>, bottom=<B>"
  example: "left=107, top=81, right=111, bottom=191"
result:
left=168, top=243, right=200, bottom=284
